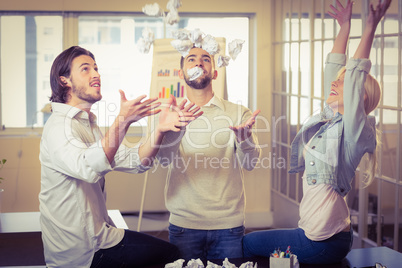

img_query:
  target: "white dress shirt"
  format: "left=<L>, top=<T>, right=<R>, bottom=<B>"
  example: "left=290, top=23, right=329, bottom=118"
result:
left=39, top=102, right=149, bottom=268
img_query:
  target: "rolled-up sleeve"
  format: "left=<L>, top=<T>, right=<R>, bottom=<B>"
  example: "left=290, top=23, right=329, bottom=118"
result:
left=85, top=142, right=113, bottom=175
left=343, top=58, right=372, bottom=143
left=46, top=125, right=112, bottom=184
left=324, top=53, right=347, bottom=101
left=111, top=143, right=151, bottom=173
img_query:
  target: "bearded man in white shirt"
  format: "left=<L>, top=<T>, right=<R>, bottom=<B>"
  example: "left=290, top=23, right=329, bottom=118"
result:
left=39, top=46, right=200, bottom=268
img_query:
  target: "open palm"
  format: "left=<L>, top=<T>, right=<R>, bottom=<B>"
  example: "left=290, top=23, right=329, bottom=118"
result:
left=366, top=0, right=392, bottom=29
left=229, top=109, right=260, bottom=142
left=328, top=0, right=353, bottom=26
left=119, top=90, right=162, bottom=124
left=157, top=96, right=203, bottom=133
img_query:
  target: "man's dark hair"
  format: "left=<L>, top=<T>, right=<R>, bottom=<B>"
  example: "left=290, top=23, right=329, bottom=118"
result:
left=49, top=46, right=95, bottom=103
left=180, top=56, right=185, bottom=70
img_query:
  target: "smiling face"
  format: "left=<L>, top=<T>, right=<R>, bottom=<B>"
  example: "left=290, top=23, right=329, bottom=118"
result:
left=326, top=73, right=345, bottom=114
left=179, top=47, right=217, bottom=90
left=62, top=55, right=102, bottom=108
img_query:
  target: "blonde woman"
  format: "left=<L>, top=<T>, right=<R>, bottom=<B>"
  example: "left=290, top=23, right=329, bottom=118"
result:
left=243, top=0, right=391, bottom=264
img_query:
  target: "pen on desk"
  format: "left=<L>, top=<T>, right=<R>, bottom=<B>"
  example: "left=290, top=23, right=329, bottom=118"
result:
left=271, top=249, right=279, bottom=258
left=285, top=246, right=291, bottom=258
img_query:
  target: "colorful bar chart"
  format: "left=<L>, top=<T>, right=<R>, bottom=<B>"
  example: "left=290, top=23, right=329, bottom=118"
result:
left=157, top=68, right=180, bottom=77
left=158, top=82, right=185, bottom=98
left=157, top=69, right=170, bottom=77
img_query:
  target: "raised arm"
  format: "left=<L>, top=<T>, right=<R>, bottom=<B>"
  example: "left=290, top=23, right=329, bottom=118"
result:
left=353, top=0, right=391, bottom=59
left=342, top=0, right=390, bottom=145
left=323, top=0, right=352, bottom=101
left=138, top=95, right=202, bottom=166
left=328, top=0, right=353, bottom=54
left=101, top=90, right=161, bottom=164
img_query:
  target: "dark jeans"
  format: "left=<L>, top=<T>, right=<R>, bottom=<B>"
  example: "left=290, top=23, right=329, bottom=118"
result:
left=90, top=229, right=180, bottom=268
left=168, top=223, right=244, bottom=261
left=243, top=227, right=353, bottom=264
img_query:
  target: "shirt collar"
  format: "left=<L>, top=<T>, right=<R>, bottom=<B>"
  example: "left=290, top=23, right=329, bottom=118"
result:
left=321, top=105, right=335, bottom=120
left=51, top=102, right=97, bottom=122
left=185, top=93, right=224, bottom=110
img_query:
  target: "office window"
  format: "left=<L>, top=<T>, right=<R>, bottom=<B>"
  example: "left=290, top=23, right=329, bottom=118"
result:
left=0, top=13, right=249, bottom=129
left=272, top=0, right=401, bottom=252
left=0, top=15, right=63, bottom=128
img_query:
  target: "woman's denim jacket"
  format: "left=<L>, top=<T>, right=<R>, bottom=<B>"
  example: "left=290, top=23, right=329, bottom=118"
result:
left=289, top=53, right=377, bottom=197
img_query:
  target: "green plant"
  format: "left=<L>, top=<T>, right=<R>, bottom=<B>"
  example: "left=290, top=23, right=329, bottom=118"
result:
left=0, top=159, right=6, bottom=184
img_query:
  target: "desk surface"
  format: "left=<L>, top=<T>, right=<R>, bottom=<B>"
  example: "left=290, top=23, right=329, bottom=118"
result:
left=1, top=211, right=401, bottom=268
left=4, top=212, right=400, bottom=267
left=345, top=246, right=402, bottom=268
left=151, top=247, right=402, bottom=268
left=0, top=244, right=401, bottom=267
left=0, top=210, right=128, bottom=267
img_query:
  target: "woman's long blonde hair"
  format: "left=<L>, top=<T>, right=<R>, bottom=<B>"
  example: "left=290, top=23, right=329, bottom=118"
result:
left=362, top=74, right=382, bottom=187
left=337, top=67, right=382, bottom=186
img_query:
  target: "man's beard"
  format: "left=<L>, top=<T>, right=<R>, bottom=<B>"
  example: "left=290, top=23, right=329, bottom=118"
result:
left=184, top=74, right=212, bottom=89
left=72, top=84, right=101, bottom=104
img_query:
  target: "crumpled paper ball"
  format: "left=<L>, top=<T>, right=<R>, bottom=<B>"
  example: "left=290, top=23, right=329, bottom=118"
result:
left=137, top=27, right=155, bottom=54
left=164, top=257, right=257, bottom=268
left=137, top=37, right=152, bottom=54
left=228, top=39, right=245, bottom=60
left=166, top=9, right=180, bottom=25
left=217, top=55, right=231, bottom=68
left=222, top=258, right=237, bottom=268
left=189, top=28, right=204, bottom=48
left=142, top=3, right=164, bottom=17
left=206, top=261, right=221, bottom=268
left=170, top=28, right=245, bottom=68
left=171, top=29, right=190, bottom=40
left=171, top=39, right=193, bottom=57
left=166, top=0, right=182, bottom=11
left=186, top=258, right=204, bottom=268
left=142, top=27, right=155, bottom=43
left=187, top=67, right=204, bottom=81
left=165, top=259, right=185, bottom=268
left=239, top=261, right=257, bottom=268
left=201, top=34, right=220, bottom=55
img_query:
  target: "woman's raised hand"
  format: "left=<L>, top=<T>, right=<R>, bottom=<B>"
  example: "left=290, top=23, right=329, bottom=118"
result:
left=328, top=0, right=353, bottom=27
left=366, top=0, right=392, bottom=31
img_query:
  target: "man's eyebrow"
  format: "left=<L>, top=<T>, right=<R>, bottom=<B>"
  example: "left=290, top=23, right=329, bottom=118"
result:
left=79, top=63, right=90, bottom=68
left=186, top=54, right=211, bottom=59
left=79, top=62, right=97, bottom=68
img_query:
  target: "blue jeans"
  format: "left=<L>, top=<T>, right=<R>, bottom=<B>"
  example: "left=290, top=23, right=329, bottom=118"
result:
left=168, top=223, right=244, bottom=261
left=90, top=229, right=180, bottom=268
left=242, top=227, right=353, bottom=264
